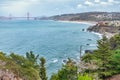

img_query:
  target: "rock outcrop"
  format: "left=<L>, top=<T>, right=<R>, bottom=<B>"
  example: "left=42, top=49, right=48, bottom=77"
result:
left=87, top=21, right=120, bottom=34
left=0, top=60, right=22, bottom=80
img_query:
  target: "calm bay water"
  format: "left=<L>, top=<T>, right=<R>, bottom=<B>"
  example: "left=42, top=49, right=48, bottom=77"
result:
left=0, top=20, right=99, bottom=77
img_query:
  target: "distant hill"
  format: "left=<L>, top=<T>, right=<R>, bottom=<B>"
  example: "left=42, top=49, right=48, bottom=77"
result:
left=43, top=12, right=120, bottom=21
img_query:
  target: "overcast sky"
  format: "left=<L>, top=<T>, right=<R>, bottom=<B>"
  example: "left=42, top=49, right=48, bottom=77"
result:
left=0, top=0, right=120, bottom=17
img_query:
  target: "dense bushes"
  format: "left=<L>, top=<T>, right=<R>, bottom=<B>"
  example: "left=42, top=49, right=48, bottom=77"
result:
left=81, top=34, right=120, bottom=80
left=0, top=51, right=46, bottom=80
left=78, top=74, right=92, bottom=80
left=50, top=58, right=77, bottom=80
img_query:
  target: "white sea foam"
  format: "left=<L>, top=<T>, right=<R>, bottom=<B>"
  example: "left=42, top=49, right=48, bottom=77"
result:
left=52, top=58, right=58, bottom=63
left=89, top=44, right=97, bottom=47
left=91, top=32, right=103, bottom=39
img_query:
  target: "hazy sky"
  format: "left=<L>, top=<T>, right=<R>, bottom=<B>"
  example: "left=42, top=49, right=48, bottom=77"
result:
left=0, top=0, right=120, bottom=17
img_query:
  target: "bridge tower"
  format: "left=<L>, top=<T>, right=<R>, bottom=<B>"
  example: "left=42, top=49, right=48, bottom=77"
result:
left=9, top=14, right=12, bottom=20
left=27, top=12, right=30, bottom=20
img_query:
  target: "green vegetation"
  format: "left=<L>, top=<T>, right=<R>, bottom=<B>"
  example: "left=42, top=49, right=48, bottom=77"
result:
left=39, top=57, right=47, bottom=80
left=78, top=74, right=92, bottom=80
left=0, top=51, right=45, bottom=80
left=1, top=34, right=120, bottom=80
left=50, top=58, right=77, bottom=80
left=81, top=34, right=120, bottom=80
left=110, top=34, right=120, bottom=49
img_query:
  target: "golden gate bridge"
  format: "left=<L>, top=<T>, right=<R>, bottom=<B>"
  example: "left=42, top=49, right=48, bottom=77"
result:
left=0, top=12, right=41, bottom=20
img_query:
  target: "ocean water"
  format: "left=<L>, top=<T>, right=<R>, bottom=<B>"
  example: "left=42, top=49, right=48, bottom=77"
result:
left=0, top=20, right=99, bottom=77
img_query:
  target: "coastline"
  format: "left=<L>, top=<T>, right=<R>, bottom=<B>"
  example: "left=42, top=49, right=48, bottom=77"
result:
left=57, top=20, right=103, bottom=38
left=57, top=20, right=116, bottom=39
left=91, top=32, right=115, bottom=39
left=91, top=32, right=103, bottom=39
left=91, top=31, right=116, bottom=39
left=57, top=20, right=104, bottom=39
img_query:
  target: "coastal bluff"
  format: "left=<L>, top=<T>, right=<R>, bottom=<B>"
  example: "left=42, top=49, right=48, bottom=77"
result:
left=87, top=21, right=120, bottom=35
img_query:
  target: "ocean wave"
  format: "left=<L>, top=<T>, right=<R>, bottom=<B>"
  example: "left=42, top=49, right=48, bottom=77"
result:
left=51, top=58, right=58, bottom=63
left=91, top=32, right=103, bottom=39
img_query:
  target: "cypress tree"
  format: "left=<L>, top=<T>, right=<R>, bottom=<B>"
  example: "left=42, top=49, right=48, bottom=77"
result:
left=94, top=36, right=111, bottom=79
left=39, top=57, right=47, bottom=80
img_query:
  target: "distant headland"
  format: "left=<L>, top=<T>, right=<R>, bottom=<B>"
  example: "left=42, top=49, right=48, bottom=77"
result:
left=43, top=12, right=120, bottom=38
left=42, top=12, right=120, bottom=21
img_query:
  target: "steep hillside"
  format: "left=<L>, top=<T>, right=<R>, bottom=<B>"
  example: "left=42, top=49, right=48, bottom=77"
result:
left=87, top=21, right=120, bottom=34
left=46, top=12, right=120, bottom=21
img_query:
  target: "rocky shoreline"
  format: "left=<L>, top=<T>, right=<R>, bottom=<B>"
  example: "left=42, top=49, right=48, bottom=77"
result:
left=59, top=20, right=120, bottom=39
left=87, top=21, right=120, bottom=38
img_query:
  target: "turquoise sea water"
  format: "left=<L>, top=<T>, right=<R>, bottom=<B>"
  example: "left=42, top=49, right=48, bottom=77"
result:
left=0, top=20, right=99, bottom=77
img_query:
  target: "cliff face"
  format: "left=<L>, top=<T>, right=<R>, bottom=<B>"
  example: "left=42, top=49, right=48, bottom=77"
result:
left=0, top=60, right=22, bottom=80
left=0, top=69, right=22, bottom=80
left=47, top=12, right=120, bottom=21
left=87, top=21, right=120, bottom=34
